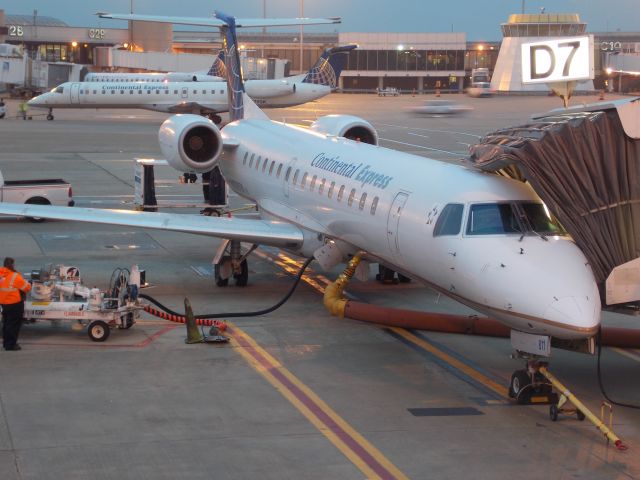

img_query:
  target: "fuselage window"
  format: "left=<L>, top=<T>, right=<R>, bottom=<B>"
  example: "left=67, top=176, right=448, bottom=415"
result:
left=130, top=90, right=134, bottom=94
left=310, top=175, right=317, bottom=191
left=370, top=196, right=379, bottom=215
left=348, top=188, right=356, bottom=207
left=193, top=90, right=197, bottom=94
left=277, top=164, right=284, bottom=178
left=284, top=166, right=291, bottom=181
left=268, top=160, right=274, bottom=175
left=147, top=90, right=151, bottom=94
left=433, top=203, right=464, bottom=236
left=121, top=90, right=125, bottom=94
left=243, top=152, right=248, bottom=165
left=249, top=153, right=255, bottom=168
left=202, top=90, right=206, bottom=94
left=93, top=90, right=96, bottom=94
left=359, top=192, right=367, bottom=210
left=155, top=89, right=160, bottom=94
left=262, top=158, right=268, bottom=173
left=318, top=178, right=326, bottom=195
left=301, top=173, right=308, bottom=189
left=292, top=169, right=300, bottom=185
left=337, top=185, right=345, bottom=202
left=111, top=90, right=115, bottom=94
left=220, top=90, right=224, bottom=94
left=256, top=156, right=261, bottom=170
left=165, top=90, right=169, bottom=94
left=102, top=90, right=105, bottom=94
left=328, top=181, right=336, bottom=199
left=466, top=203, right=520, bottom=235
left=174, top=90, right=178, bottom=94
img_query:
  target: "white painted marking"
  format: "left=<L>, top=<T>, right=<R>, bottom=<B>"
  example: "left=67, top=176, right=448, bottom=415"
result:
left=380, top=138, right=466, bottom=156
left=376, top=123, right=482, bottom=138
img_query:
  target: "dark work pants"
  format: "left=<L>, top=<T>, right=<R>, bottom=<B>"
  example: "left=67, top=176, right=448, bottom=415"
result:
left=2, top=302, right=24, bottom=350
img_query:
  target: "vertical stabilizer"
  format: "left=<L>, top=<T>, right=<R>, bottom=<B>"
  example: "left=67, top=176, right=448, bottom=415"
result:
left=214, top=11, right=245, bottom=121
left=302, top=45, right=357, bottom=89
left=207, top=50, right=227, bottom=78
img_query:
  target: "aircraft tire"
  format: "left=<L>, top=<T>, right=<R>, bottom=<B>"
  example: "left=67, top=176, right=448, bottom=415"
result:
left=509, top=370, right=530, bottom=400
left=214, top=257, right=230, bottom=287
left=47, top=113, right=54, bottom=121
left=234, top=259, right=249, bottom=287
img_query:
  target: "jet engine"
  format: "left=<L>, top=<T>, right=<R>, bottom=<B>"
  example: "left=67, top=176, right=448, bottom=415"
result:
left=158, top=114, right=223, bottom=173
left=310, top=115, right=378, bottom=146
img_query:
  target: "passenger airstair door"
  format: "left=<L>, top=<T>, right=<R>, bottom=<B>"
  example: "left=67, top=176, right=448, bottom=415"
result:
left=181, top=87, right=188, bottom=99
left=70, top=83, right=80, bottom=104
left=387, top=192, right=409, bottom=255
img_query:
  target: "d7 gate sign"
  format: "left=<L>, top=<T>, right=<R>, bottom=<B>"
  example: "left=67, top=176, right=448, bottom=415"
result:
left=521, top=36, right=593, bottom=84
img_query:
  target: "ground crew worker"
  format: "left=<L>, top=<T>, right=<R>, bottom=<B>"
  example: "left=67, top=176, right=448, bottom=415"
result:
left=18, top=100, right=28, bottom=120
left=0, top=257, right=32, bottom=351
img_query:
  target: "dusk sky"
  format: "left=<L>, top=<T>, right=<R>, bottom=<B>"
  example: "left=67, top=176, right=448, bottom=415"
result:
left=2, top=0, right=639, bottom=40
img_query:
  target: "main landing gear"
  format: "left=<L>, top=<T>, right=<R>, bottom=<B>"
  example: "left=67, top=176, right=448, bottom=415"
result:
left=47, top=108, right=54, bottom=121
left=213, top=239, right=257, bottom=287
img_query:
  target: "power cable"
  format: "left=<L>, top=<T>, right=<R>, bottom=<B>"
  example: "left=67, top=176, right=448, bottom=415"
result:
left=139, top=256, right=314, bottom=320
left=596, top=327, right=640, bottom=410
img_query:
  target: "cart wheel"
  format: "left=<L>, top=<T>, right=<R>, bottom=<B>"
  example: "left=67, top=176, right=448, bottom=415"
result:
left=576, top=409, right=586, bottom=421
left=123, top=313, right=134, bottom=329
left=549, top=404, right=559, bottom=422
left=88, top=320, right=110, bottom=342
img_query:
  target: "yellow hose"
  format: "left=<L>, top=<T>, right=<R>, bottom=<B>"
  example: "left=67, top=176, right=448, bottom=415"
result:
left=323, top=252, right=364, bottom=318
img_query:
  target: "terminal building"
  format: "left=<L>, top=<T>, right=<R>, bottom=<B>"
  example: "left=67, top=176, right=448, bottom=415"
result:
left=0, top=9, right=638, bottom=93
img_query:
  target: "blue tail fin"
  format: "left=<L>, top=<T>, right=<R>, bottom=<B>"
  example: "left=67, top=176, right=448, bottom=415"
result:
left=207, top=50, right=227, bottom=78
left=214, top=11, right=245, bottom=121
left=302, top=45, right=357, bottom=88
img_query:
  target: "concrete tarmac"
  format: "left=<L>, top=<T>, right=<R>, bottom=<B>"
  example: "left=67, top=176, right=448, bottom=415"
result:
left=0, top=92, right=639, bottom=479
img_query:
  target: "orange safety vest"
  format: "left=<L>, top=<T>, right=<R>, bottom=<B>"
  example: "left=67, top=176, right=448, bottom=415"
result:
left=0, top=267, right=32, bottom=305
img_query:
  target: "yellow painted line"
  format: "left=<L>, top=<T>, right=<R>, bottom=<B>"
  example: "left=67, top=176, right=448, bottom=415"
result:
left=611, top=347, right=640, bottom=363
left=228, top=322, right=409, bottom=480
left=390, top=327, right=509, bottom=398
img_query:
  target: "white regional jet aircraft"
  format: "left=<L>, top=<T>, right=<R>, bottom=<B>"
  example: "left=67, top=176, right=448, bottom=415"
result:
left=83, top=50, right=226, bottom=83
left=27, top=44, right=355, bottom=122
left=0, top=12, right=600, bottom=367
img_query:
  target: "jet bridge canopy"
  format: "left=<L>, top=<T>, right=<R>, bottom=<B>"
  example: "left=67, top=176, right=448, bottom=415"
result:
left=467, top=98, right=640, bottom=298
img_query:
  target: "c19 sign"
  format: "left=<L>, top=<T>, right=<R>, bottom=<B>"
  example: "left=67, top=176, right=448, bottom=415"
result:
left=521, top=36, right=593, bottom=84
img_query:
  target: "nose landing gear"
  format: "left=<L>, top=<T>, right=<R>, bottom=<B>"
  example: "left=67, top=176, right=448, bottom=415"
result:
left=508, top=360, right=557, bottom=405
left=47, top=108, right=54, bottom=121
left=213, top=239, right=257, bottom=287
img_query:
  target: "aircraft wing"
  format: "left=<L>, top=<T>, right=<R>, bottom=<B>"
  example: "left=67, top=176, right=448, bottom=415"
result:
left=0, top=203, right=303, bottom=248
left=96, top=13, right=341, bottom=28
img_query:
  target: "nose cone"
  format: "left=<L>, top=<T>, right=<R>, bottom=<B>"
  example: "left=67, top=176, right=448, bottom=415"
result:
left=519, top=238, right=601, bottom=339
left=27, top=95, right=45, bottom=107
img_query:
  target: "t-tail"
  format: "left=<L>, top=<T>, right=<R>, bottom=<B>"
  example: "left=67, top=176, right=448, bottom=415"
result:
left=214, top=11, right=245, bottom=121
left=302, top=45, right=357, bottom=89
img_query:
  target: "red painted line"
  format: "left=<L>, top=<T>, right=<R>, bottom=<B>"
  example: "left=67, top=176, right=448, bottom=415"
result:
left=230, top=328, right=397, bottom=480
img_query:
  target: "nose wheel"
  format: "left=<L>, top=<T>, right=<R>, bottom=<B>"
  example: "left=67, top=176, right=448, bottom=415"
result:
left=47, top=109, right=54, bottom=121
left=213, top=240, right=256, bottom=288
left=508, top=361, right=557, bottom=405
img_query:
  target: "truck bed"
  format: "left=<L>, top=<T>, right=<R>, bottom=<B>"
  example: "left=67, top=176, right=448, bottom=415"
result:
left=4, top=179, right=68, bottom=186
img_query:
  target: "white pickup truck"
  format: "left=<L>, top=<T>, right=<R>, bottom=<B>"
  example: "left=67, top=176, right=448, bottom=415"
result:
left=0, top=169, right=74, bottom=221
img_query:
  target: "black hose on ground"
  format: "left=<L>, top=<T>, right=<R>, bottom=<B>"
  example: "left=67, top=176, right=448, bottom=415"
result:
left=139, top=257, right=314, bottom=320
left=596, top=327, right=640, bottom=410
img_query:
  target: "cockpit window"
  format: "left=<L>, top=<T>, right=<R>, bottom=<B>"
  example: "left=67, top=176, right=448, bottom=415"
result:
left=519, top=203, right=565, bottom=235
left=466, top=203, right=520, bottom=235
left=466, top=202, right=565, bottom=236
left=54, top=86, right=64, bottom=94
left=433, top=203, right=464, bottom=236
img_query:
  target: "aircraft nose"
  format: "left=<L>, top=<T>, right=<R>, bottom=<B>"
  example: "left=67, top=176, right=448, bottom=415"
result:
left=544, top=294, right=600, bottom=333
left=27, top=96, right=41, bottom=106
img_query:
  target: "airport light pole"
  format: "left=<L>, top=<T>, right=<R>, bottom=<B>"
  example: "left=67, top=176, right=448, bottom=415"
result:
left=299, top=0, right=304, bottom=73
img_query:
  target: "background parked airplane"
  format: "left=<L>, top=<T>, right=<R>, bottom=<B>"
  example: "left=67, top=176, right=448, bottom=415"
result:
left=28, top=45, right=355, bottom=122
left=83, top=51, right=226, bottom=83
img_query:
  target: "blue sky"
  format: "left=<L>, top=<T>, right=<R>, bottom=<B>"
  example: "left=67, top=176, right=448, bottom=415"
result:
left=3, top=0, right=639, bottom=40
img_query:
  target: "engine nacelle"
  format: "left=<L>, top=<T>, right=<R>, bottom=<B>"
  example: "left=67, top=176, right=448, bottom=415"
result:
left=158, top=114, right=223, bottom=173
left=310, top=115, right=378, bottom=146
left=244, top=79, right=295, bottom=98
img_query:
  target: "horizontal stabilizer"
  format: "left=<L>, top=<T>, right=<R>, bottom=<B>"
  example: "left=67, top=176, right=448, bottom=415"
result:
left=0, top=203, right=303, bottom=248
left=97, top=13, right=341, bottom=28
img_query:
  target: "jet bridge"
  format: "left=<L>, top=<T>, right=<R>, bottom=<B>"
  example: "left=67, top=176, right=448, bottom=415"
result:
left=467, top=97, right=640, bottom=308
